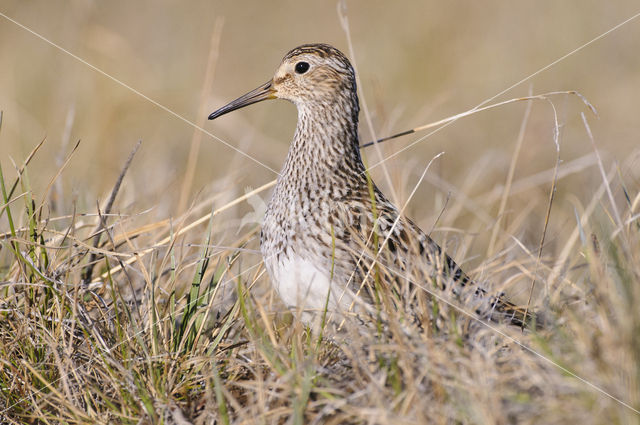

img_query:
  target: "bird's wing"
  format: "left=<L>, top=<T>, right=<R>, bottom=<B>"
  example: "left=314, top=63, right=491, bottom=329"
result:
left=333, top=184, right=535, bottom=328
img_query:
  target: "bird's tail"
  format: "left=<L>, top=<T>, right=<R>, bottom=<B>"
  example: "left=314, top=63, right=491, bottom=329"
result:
left=489, top=295, right=543, bottom=329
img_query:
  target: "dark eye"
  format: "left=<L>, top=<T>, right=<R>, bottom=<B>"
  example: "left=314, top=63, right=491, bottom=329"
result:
left=295, top=61, right=310, bottom=74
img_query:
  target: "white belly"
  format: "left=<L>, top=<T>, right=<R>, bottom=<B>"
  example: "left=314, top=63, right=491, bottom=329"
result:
left=267, top=254, right=361, bottom=324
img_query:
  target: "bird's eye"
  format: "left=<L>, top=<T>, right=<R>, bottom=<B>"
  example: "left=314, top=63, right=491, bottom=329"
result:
left=295, top=61, right=310, bottom=74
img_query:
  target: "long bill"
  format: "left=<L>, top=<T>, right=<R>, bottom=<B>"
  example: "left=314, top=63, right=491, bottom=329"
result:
left=208, top=80, right=276, bottom=120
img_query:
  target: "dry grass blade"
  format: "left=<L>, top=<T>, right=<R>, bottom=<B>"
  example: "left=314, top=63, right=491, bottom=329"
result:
left=6, top=134, right=46, bottom=201
left=487, top=88, right=534, bottom=256
left=81, top=140, right=141, bottom=284
left=360, top=90, right=596, bottom=149
left=177, top=17, right=225, bottom=214
left=523, top=99, right=562, bottom=327
left=37, top=139, right=81, bottom=214
left=582, top=113, right=623, bottom=231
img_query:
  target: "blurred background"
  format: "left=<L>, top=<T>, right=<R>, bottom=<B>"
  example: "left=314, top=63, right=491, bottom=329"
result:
left=1, top=1, right=639, bottom=283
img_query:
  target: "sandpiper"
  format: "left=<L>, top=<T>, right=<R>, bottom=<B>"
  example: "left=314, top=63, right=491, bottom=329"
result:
left=209, top=43, right=529, bottom=331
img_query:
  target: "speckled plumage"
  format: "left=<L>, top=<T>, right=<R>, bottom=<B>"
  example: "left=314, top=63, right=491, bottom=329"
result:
left=209, top=44, right=529, bottom=330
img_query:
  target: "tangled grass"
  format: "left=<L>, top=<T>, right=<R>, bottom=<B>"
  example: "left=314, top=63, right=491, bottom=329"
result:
left=1, top=98, right=639, bottom=424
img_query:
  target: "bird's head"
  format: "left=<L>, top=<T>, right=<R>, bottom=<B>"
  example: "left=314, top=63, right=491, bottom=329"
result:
left=209, top=43, right=357, bottom=120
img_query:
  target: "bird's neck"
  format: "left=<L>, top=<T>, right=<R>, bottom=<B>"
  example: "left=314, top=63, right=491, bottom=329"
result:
left=281, top=100, right=364, bottom=181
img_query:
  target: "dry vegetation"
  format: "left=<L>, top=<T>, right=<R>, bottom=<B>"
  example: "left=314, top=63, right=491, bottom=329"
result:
left=2, top=1, right=640, bottom=424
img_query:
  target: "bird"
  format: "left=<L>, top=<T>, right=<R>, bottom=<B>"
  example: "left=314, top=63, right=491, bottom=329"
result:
left=209, top=43, right=532, bottom=333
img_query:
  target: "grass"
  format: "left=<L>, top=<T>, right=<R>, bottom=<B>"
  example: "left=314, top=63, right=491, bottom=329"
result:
left=1, top=4, right=640, bottom=422
left=1, top=86, right=639, bottom=425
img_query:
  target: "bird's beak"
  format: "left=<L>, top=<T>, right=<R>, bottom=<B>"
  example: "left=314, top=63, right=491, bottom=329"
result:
left=208, top=80, right=276, bottom=120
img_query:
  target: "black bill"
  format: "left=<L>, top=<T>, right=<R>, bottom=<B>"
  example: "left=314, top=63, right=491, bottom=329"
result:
left=208, top=80, right=275, bottom=120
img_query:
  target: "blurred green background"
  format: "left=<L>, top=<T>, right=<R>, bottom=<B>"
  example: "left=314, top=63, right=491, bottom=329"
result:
left=1, top=1, right=639, bottom=264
